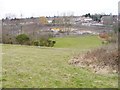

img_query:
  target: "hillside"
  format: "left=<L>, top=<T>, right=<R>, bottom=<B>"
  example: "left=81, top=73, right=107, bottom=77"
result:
left=2, top=35, right=118, bottom=88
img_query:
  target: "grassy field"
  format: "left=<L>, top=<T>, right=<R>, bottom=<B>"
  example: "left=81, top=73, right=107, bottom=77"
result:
left=51, top=35, right=102, bottom=49
left=2, top=35, right=118, bottom=88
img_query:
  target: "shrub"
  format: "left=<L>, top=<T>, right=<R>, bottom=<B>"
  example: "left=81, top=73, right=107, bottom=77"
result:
left=32, top=38, right=56, bottom=47
left=39, top=38, right=47, bottom=46
left=52, top=41, right=56, bottom=44
left=32, top=40, right=40, bottom=46
left=16, top=34, right=29, bottom=45
left=70, top=44, right=118, bottom=74
left=45, top=40, right=56, bottom=47
left=49, top=41, right=56, bottom=47
left=45, top=40, right=51, bottom=47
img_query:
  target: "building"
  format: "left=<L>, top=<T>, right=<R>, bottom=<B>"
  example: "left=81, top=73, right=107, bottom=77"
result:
left=101, top=15, right=113, bottom=25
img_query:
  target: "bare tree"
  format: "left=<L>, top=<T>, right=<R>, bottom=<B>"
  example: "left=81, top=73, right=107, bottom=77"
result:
left=61, top=12, right=74, bottom=35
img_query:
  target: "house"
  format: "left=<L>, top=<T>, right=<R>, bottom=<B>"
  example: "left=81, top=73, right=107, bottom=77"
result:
left=101, top=15, right=113, bottom=25
left=80, top=16, right=93, bottom=26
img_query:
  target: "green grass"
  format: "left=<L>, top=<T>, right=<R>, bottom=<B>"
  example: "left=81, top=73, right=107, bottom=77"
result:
left=2, top=35, right=118, bottom=88
left=51, top=35, right=102, bottom=49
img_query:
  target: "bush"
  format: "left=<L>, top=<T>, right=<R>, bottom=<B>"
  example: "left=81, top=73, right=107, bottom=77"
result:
left=16, top=34, right=29, bottom=45
left=49, top=41, right=56, bottom=47
left=32, top=38, right=56, bottom=47
left=44, top=40, right=55, bottom=47
left=32, top=40, right=40, bottom=46
left=39, top=39, right=56, bottom=47
left=69, top=44, right=118, bottom=74
left=15, top=34, right=56, bottom=47
left=39, top=38, right=47, bottom=46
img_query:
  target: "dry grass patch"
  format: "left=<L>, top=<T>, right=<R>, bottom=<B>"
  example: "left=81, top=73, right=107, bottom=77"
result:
left=69, top=44, right=118, bottom=74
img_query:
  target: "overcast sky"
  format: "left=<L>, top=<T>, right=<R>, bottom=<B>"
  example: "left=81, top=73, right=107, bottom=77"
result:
left=0, top=0, right=119, bottom=18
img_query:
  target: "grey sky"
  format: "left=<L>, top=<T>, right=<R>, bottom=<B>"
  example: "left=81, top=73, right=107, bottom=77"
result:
left=0, top=0, right=119, bottom=18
